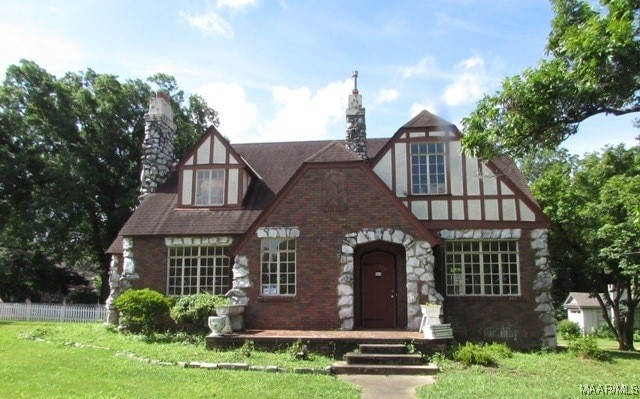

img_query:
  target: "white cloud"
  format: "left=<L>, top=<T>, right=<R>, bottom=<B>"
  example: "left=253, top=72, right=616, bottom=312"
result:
left=0, top=22, right=84, bottom=76
left=180, top=11, right=234, bottom=37
left=441, top=56, right=487, bottom=106
left=376, top=88, right=399, bottom=104
left=195, top=82, right=258, bottom=138
left=402, top=56, right=438, bottom=79
left=216, top=0, right=259, bottom=11
left=410, top=102, right=438, bottom=117
left=256, top=79, right=352, bottom=142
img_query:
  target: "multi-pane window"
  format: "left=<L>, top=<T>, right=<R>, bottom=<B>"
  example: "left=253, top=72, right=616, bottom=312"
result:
left=167, top=246, right=230, bottom=296
left=195, top=169, right=225, bottom=206
left=410, top=142, right=446, bottom=194
left=445, top=241, right=519, bottom=296
left=260, top=238, right=296, bottom=296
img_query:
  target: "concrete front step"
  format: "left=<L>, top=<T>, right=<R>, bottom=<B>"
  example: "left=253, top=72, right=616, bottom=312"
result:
left=345, top=352, right=424, bottom=366
left=359, top=344, right=407, bottom=354
left=332, top=361, right=439, bottom=376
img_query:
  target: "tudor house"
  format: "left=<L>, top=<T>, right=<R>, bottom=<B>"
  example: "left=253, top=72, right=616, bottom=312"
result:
left=106, top=80, right=556, bottom=348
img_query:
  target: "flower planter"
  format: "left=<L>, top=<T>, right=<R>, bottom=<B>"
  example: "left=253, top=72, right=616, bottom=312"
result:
left=420, top=304, right=442, bottom=319
left=214, top=304, right=245, bottom=316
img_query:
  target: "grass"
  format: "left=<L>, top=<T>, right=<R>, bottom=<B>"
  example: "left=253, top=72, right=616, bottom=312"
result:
left=418, top=341, right=640, bottom=399
left=0, top=321, right=359, bottom=399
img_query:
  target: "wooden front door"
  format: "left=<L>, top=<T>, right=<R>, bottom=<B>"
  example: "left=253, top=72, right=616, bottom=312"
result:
left=361, top=251, right=396, bottom=329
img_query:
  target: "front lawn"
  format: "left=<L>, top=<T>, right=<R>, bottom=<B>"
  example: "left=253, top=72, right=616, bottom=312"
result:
left=0, top=321, right=358, bottom=399
left=418, top=343, right=640, bottom=398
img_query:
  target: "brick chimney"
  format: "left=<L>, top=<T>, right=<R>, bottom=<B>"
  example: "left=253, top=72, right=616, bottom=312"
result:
left=140, top=92, right=177, bottom=197
left=345, top=70, right=368, bottom=162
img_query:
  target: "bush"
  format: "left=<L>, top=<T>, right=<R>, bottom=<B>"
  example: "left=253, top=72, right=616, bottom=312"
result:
left=557, top=320, right=581, bottom=340
left=114, top=289, right=173, bottom=335
left=567, top=335, right=610, bottom=361
left=170, top=293, right=219, bottom=333
left=594, top=324, right=615, bottom=339
left=452, top=342, right=497, bottom=367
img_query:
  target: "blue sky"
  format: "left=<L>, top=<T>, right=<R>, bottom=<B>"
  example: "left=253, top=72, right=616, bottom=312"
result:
left=1, top=0, right=637, bottom=155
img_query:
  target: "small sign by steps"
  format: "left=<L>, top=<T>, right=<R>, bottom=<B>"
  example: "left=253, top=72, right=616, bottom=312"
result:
left=332, top=343, right=439, bottom=375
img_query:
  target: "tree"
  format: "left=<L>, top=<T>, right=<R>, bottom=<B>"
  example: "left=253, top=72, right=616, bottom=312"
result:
left=461, top=0, right=640, bottom=160
left=0, top=60, right=218, bottom=302
left=524, top=144, right=640, bottom=350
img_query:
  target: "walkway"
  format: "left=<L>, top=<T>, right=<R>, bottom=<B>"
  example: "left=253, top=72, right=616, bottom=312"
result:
left=338, top=375, right=435, bottom=399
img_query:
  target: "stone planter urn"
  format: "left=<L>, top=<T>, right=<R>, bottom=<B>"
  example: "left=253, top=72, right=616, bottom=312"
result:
left=420, top=304, right=442, bottom=320
left=215, top=304, right=245, bottom=316
left=215, top=304, right=245, bottom=331
left=207, top=316, right=230, bottom=336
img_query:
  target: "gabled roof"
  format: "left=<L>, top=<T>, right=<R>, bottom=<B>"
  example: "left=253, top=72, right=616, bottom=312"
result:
left=107, top=138, right=388, bottom=253
left=563, top=292, right=608, bottom=309
left=401, top=110, right=456, bottom=130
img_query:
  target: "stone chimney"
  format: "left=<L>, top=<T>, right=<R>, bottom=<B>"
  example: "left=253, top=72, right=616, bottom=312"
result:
left=140, top=92, right=177, bottom=197
left=345, top=70, right=368, bottom=162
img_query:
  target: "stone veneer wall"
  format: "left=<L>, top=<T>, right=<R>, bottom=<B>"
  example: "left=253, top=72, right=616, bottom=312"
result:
left=531, top=229, right=556, bottom=348
left=140, top=93, right=176, bottom=197
left=439, top=228, right=556, bottom=348
left=337, top=228, right=440, bottom=331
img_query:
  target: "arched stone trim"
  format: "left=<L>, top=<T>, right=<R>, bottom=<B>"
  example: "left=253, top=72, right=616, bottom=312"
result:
left=337, top=228, right=439, bottom=331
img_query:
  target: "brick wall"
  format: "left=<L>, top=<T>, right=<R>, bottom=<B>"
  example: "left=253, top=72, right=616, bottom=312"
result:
left=128, top=236, right=168, bottom=294
left=241, top=164, right=430, bottom=330
left=435, top=229, right=544, bottom=349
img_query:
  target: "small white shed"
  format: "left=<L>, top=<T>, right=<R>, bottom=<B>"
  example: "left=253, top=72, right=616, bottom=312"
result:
left=563, top=292, right=610, bottom=334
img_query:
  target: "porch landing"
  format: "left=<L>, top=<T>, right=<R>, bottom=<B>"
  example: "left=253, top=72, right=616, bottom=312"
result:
left=205, top=330, right=450, bottom=359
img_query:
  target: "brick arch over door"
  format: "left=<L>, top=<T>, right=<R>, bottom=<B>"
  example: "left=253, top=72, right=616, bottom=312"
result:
left=337, top=228, right=441, bottom=330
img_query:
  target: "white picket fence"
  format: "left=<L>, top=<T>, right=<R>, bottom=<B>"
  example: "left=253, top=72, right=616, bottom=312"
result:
left=0, top=303, right=107, bottom=323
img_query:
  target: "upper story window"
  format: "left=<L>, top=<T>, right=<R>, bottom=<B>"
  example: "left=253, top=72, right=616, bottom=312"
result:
left=410, top=142, right=446, bottom=194
left=445, top=240, right=520, bottom=296
left=196, top=169, right=225, bottom=206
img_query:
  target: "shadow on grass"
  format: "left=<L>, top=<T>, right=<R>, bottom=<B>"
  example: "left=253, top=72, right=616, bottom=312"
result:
left=605, top=349, right=640, bottom=361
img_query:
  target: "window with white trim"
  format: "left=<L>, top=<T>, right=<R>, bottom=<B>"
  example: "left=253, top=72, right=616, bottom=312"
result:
left=195, top=169, right=225, bottom=206
left=260, top=238, right=296, bottom=296
left=167, top=246, right=230, bottom=296
left=410, top=142, right=446, bottom=194
left=445, top=240, right=519, bottom=296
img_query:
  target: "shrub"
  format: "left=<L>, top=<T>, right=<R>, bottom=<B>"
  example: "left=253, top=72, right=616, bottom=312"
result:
left=557, top=320, right=581, bottom=340
left=484, top=342, right=513, bottom=359
left=452, top=342, right=497, bottom=367
left=114, top=288, right=173, bottom=336
left=634, top=330, right=640, bottom=342
left=567, top=335, right=610, bottom=361
left=170, top=293, right=218, bottom=333
left=594, top=324, right=615, bottom=339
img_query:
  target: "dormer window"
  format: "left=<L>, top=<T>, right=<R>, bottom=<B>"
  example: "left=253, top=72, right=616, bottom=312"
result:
left=196, top=169, right=225, bottom=206
left=410, top=142, right=446, bottom=195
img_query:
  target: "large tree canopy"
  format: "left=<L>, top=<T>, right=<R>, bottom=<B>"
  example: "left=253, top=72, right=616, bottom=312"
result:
left=461, top=0, right=640, bottom=159
left=0, top=60, right=218, bottom=302
left=521, top=143, right=640, bottom=350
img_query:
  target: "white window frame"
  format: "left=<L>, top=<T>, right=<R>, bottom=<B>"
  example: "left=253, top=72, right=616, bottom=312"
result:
left=445, top=240, right=520, bottom=296
left=410, top=142, right=447, bottom=195
left=260, top=238, right=296, bottom=296
left=195, top=169, right=225, bottom=206
left=167, top=245, right=230, bottom=296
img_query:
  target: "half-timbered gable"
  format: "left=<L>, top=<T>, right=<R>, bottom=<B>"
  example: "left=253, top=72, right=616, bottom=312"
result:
left=372, top=110, right=547, bottom=228
left=177, top=127, right=253, bottom=208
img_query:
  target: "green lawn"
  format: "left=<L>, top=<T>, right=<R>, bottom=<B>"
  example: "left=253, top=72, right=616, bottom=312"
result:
left=418, top=341, right=640, bottom=399
left=0, top=321, right=359, bottom=399
left=3, top=321, right=639, bottom=399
